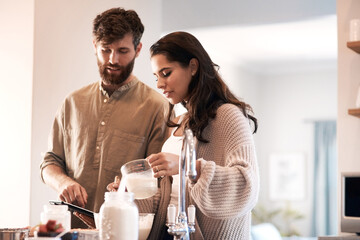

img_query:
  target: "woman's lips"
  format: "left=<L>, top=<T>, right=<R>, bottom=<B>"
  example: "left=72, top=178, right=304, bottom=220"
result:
left=163, top=91, right=172, bottom=98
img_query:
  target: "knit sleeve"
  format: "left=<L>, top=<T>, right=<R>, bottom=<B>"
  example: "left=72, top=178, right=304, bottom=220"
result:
left=188, top=104, right=259, bottom=219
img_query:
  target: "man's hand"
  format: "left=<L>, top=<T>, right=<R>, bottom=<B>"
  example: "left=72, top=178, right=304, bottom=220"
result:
left=42, top=164, right=88, bottom=208
left=59, top=178, right=88, bottom=208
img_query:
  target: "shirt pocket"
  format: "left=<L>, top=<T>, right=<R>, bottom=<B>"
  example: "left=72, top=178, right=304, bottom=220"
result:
left=64, top=127, right=89, bottom=175
left=105, top=129, right=146, bottom=173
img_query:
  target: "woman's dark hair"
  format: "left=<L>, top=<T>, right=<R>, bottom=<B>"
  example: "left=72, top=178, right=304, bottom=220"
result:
left=93, top=7, right=144, bottom=48
left=150, top=31, right=258, bottom=142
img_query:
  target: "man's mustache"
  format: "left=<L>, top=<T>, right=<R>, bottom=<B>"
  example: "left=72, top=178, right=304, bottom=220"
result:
left=105, top=63, right=123, bottom=69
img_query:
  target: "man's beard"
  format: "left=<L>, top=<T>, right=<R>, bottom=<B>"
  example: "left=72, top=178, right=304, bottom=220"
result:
left=97, top=57, right=135, bottom=86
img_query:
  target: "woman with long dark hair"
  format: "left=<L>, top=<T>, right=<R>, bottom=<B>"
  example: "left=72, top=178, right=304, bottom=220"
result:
left=144, top=31, right=259, bottom=240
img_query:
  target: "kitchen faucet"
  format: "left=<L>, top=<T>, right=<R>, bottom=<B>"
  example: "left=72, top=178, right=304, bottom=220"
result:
left=167, top=128, right=197, bottom=240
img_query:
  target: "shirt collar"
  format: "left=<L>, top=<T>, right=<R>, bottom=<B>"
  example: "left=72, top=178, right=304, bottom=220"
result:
left=99, top=77, right=138, bottom=98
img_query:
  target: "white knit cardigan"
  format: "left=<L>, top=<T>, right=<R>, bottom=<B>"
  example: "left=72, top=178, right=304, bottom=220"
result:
left=136, top=103, right=259, bottom=240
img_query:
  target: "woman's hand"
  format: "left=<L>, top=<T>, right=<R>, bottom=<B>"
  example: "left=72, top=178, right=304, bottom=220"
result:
left=147, top=152, right=179, bottom=178
left=106, top=176, right=120, bottom=192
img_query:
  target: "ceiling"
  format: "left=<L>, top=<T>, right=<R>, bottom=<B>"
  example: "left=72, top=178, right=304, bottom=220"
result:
left=162, top=0, right=336, bottom=32
left=187, top=15, right=337, bottom=74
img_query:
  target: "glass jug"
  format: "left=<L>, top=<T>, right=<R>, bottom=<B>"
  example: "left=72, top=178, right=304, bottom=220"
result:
left=120, top=159, right=158, bottom=199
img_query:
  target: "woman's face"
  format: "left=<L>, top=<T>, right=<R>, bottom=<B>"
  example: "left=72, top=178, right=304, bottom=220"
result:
left=151, top=54, right=197, bottom=105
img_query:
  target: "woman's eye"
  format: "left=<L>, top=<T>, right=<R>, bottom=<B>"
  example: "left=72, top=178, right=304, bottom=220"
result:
left=162, top=71, right=171, bottom=77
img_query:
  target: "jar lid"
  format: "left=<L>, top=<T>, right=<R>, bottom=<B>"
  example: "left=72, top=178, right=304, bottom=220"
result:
left=104, top=191, right=134, bottom=201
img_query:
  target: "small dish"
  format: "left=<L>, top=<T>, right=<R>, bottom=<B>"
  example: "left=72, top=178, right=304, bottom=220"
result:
left=29, top=231, right=78, bottom=240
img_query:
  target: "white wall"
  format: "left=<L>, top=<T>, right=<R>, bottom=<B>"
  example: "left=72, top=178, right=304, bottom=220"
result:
left=255, top=67, right=337, bottom=236
left=0, top=0, right=34, bottom=227
left=30, top=0, right=161, bottom=226
left=216, top=61, right=260, bottom=113
left=337, top=0, right=360, bottom=234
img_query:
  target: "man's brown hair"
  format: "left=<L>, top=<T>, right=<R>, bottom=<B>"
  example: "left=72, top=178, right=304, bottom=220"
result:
left=93, top=7, right=144, bottom=48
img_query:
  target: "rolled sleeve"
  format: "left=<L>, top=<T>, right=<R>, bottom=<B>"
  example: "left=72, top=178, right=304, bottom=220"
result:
left=40, top=106, right=66, bottom=183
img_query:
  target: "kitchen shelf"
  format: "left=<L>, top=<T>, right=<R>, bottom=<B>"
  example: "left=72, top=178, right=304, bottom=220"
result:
left=348, top=108, right=360, bottom=117
left=347, top=41, right=360, bottom=117
left=347, top=41, right=360, bottom=53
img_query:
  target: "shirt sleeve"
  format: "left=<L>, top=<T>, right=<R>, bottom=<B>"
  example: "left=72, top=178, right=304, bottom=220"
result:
left=145, top=103, right=169, bottom=156
left=39, top=103, right=67, bottom=183
left=188, top=105, right=259, bottom=219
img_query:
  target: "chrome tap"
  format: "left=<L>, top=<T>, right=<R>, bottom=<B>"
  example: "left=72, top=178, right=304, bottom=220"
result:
left=167, top=129, right=197, bottom=240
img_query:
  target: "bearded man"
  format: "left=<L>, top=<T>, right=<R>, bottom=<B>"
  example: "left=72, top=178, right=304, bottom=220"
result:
left=40, top=7, right=168, bottom=228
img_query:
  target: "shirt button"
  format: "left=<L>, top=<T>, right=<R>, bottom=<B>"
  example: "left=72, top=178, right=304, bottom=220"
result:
left=101, top=121, right=105, bottom=126
left=96, top=146, right=100, bottom=150
left=104, top=99, right=108, bottom=103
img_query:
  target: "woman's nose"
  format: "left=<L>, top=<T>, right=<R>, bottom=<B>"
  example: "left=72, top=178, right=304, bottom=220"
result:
left=157, top=78, right=165, bottom=89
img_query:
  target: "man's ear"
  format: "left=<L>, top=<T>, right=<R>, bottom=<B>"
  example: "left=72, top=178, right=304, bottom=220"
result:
left=190, top=58, right=199, bottom=76
left=92, top=39, right=97, bottom=54
left=135, top=42, right=142, bottom=58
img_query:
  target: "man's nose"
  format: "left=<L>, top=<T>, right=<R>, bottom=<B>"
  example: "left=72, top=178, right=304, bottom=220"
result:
left=109, top=51, right=119, bottom=65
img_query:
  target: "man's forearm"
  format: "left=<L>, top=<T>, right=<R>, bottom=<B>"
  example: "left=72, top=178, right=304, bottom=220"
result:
left=42, top=164, right=75, bottom=193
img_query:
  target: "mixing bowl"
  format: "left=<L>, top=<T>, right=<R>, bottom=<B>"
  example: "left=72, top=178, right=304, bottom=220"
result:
left=139, top=213, right=155, bottom=240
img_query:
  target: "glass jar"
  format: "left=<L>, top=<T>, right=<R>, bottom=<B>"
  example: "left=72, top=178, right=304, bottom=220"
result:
left=99, top=192, right=139, bottom=240
left=40, top=204, right=71, bottom=231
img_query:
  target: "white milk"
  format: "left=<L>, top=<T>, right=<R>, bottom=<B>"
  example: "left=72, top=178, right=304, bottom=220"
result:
left=118, top=176, right=127, bottom=193
left=125, top=172, right=158, bottom=199
left=99, top=192, right=138, bottom=240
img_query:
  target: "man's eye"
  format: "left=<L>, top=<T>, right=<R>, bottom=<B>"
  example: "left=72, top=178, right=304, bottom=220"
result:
left=102, top=49, right=111, bottom=53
